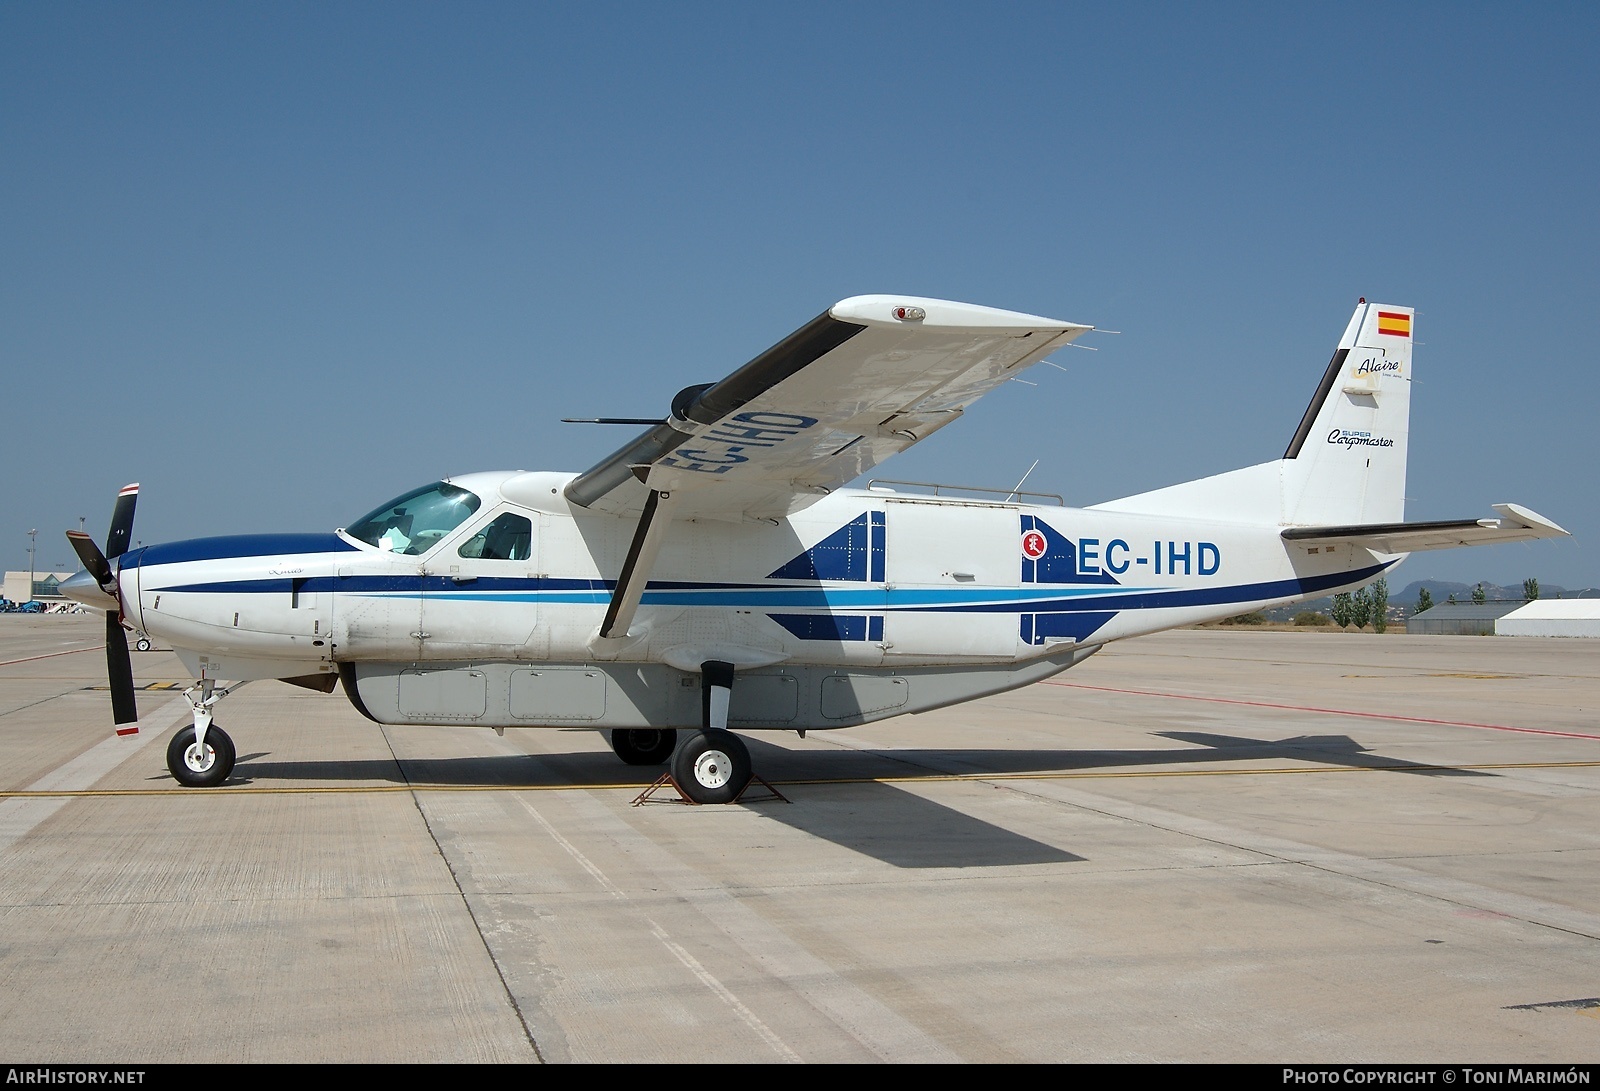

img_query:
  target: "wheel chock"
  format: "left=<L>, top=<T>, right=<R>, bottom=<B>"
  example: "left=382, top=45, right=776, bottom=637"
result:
left=631, top=772, right=790, bottom=806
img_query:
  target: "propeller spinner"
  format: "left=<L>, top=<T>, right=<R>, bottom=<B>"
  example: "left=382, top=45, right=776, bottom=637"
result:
left=62, top=483, right=140, bottom=732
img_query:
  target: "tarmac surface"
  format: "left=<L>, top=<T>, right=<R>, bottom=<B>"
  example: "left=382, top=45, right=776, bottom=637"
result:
left=2, top=613, right=1598, bottom=1063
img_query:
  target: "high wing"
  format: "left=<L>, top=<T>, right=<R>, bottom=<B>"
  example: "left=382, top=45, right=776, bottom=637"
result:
left=565, top=296, right=1091, bottom=520
left=1281, top=503, right=1569, bottom=554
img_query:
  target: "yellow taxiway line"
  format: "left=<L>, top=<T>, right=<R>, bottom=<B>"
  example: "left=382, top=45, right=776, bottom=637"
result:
left=4, top=759, right=1600, bottom=799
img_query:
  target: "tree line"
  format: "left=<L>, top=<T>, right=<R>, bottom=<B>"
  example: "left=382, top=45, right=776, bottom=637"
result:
left=1331, top=578, right=1390, bottom=632
left=1326, top=576, right=1546, bottom=631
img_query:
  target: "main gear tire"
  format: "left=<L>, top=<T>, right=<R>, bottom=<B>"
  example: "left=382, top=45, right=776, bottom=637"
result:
left=671, top=728, right=751, bottom=805
left=610, top=728, right=677, bottom=766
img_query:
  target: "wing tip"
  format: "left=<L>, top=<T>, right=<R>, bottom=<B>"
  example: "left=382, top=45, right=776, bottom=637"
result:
left=1491, top=503, right=1570, bottom=538
left=829, top=295, right=1086, bottom=331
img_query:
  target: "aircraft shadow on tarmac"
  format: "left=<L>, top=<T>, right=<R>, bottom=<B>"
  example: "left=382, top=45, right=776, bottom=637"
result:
left=187, top=727, right=1485, bottom=870
left=1150, top=731, right=1493, bottom=777
left=211, top=744, right=1081, bottom=869
left=734, top=731, right=1490, bottom=867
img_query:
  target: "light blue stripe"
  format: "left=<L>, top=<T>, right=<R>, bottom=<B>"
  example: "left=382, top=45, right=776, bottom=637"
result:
left=373, top=585, right=1163, bottom=607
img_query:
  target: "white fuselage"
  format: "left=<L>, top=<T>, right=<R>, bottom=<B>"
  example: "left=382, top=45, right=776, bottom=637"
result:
left=112, top=469, right=1395, bottom=731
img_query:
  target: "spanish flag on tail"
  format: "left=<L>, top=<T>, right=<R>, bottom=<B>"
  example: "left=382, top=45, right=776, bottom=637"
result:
left=1377, top=310, right=1411, bottom=338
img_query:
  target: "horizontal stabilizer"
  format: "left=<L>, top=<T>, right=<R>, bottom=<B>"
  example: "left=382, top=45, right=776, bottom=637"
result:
left=1281, top=503, right=1569, bottom=554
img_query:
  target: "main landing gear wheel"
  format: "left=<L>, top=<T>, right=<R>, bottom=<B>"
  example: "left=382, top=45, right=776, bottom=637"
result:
left=671, top=728, right=752, bottom=805
left=167, top=724, right=236, bottom=787
left=610, top=728, right=677, bottom=766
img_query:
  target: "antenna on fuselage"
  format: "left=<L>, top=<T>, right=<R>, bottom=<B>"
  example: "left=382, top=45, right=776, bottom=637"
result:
left=1007, top=460, right=1040, bottom=502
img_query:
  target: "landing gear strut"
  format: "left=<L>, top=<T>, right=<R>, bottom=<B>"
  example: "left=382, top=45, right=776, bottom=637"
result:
left=167, top=679, right=237, bottom=787
left=670, top=660, right=753, bottom=805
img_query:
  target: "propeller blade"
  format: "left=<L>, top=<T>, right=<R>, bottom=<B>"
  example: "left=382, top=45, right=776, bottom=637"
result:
left=66, top=530, right=117, bottom=596
left=106, top=483, right=139, bottom=560
left=105, top=612, right=138, bottom=730
left=67, top=484, right=143, bottom=733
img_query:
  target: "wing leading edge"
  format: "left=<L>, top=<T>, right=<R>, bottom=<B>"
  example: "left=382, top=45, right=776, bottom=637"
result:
left=565, top=296, right=1091, bottom=519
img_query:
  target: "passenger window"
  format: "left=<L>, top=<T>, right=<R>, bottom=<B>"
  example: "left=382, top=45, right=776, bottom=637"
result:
left=458, top=513, right=534, bottom=562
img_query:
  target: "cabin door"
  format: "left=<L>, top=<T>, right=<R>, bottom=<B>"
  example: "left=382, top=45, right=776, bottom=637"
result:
left=882, top=501, right=1020, bottom=659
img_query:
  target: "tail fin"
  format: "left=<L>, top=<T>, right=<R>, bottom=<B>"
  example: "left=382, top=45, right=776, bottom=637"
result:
left=1092, top=301, right=1414, bottom=526
left=1280, top=302, right=1412, bottom=524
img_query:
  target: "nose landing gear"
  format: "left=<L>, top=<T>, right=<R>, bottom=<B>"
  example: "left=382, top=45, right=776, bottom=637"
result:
left=167, top=723, right=236, bottom=787
left=166, top=679, right=236, bottom=787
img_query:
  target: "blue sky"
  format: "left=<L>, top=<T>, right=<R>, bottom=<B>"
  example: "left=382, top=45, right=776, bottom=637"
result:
left=4, top=3, right=1595, bottom=590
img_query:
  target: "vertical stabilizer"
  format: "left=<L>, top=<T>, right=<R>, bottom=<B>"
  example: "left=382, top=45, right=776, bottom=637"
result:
left=1091, top=301, right=1414, bottom=527
left=1280, top=302, right=1412, bottom=525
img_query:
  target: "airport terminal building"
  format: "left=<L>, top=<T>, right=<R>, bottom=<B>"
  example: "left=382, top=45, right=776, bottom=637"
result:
left=2, top=571, right=74, bottom=605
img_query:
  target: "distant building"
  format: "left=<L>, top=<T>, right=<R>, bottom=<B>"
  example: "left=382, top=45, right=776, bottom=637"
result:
left=1497, top=599, right=1600, bottom=638
left=1406, top=600, right=1525, bottom=635
left=2, top=571, right=75, bottom=604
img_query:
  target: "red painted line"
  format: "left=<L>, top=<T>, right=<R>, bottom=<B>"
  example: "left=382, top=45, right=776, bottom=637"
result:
left=1041, top=680, right=1600, bottom=740
left=0, top=645, right=105, bottom=667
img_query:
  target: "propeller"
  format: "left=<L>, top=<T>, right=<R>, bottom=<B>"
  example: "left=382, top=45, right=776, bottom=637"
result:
left=64, top=483, right=140, bottom=732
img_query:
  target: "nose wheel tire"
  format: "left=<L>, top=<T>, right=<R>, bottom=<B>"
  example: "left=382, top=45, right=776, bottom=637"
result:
left=610, top=728, right=678, bottom=766
left=671, top=728, right=751, bottom=805
left=167, top=724, right=236, bottom=787
left=134, top=637, right=152, bottom=652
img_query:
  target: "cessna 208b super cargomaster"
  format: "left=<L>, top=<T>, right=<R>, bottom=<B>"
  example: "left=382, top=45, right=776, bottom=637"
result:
left=62, top=296, right=1567, bottom=803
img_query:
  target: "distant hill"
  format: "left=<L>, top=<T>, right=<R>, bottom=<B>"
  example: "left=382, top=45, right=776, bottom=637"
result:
left=1392, top=580, right=1587, bottom=607
left=1257, top=579, right=1591, bottom=623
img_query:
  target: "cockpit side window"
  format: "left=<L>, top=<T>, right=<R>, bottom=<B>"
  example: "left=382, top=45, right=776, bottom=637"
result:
left=346, top=482, right=483, bottom=555
left=457, top=513, right=534, bottom=562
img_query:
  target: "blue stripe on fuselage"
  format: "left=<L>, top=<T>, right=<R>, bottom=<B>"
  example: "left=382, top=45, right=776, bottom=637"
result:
left=120, top=534, right=358, bottom=568
left=147, top=561, right=1393, bottom=616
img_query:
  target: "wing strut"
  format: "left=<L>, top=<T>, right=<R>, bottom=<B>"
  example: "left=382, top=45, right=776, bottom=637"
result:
left=598, top=488, right=679, bottom=640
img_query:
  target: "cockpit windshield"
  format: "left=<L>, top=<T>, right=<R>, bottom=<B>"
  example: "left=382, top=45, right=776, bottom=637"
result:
left=345, top=482, right=482, bottom=555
